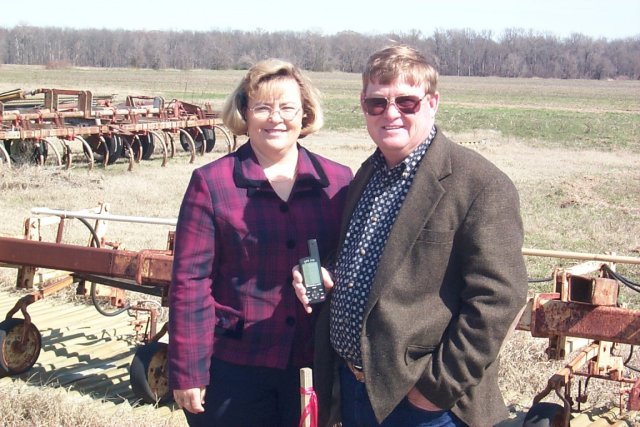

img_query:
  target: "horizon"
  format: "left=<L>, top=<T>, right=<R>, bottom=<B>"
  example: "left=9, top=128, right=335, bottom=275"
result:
left=1, top=0, right=638, bottom=42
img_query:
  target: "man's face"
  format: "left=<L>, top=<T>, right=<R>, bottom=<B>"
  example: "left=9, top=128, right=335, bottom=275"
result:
left=361, top=80, right=439, bottom=168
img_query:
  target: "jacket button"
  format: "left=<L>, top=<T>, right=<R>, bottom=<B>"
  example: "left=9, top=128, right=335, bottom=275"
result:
left=285, top=316, right=295, bottom=326
left=286, top=239, right=296, bottom=249
left=280, top=203, right=289, bottom=213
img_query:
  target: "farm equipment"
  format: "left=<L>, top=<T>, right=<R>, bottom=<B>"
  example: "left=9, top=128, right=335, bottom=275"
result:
left=1, top=206, right=640, bottom=423
left=517, top=249, right=640, bottom=426
left=0, top=204, right=176, bottom=403
left=0, top=88, right=235, bottom=170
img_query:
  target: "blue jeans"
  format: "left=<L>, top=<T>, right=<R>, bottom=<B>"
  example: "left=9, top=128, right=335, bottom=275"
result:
left=339, top=364, right=467, bottom=427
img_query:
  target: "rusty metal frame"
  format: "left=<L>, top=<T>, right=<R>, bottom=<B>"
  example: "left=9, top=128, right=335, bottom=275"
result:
left=0, top=205, right=174, bottom=345
left=517, top=256, right=640, bottom=421
left=0, top=236, right=172, bottom=287
left=526, top=292, right=640, bottom=347
left=0, top=87, right=233, bottom=169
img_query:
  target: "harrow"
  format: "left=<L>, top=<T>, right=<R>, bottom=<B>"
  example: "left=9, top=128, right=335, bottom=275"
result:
left=0, top=88, right=235, bottom=170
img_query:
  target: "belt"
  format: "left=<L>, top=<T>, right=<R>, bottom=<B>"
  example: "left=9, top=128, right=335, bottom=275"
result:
left=345, top=360, right=365, bottom=383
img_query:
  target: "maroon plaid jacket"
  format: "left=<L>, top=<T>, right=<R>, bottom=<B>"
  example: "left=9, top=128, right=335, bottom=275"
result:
left=168, top=142, right=352, bottom=390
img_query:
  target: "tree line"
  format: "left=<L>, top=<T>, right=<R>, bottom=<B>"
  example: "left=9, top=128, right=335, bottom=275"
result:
left=1, top=26, right=639, bottom=79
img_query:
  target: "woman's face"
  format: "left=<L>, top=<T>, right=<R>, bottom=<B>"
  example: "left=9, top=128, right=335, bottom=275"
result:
left=246, top=78, right=303, bottom=159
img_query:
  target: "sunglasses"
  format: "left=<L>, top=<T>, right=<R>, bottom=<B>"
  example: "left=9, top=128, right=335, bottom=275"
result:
left=362, top=93, right=429, bottom=116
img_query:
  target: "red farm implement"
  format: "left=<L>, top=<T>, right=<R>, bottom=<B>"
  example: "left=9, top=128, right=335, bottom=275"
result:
left=0, top=88, right=235, bottom=170
left=517, top=249, right=640, bottom=426
left=0, top=204, right=176, bottom=403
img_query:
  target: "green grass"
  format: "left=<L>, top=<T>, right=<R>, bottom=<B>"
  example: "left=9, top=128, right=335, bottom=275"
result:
left=2, top=65, right=639, bottom=150
left=438, top=76, right=640, bottom=112
left=438, top=105, right=640, bottom=148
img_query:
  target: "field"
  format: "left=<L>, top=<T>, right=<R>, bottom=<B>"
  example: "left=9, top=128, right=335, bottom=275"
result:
left=1, top=65, right=640, bottom=425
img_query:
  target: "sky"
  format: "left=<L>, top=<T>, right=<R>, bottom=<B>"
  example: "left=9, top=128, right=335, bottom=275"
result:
left=1, top=0, right=638, bottom=41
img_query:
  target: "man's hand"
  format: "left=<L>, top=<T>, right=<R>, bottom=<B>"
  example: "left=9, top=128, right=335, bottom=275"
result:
left=174, top=387, right=206, bottom=414
left=407, top=387, right=443, bottom=411
left=292, top=265, right=334, bottom=313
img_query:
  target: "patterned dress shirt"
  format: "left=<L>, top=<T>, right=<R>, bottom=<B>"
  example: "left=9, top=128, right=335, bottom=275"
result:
left=168, top=142, right=352, bottom=390
left=330, top=127, right=436, bottom=367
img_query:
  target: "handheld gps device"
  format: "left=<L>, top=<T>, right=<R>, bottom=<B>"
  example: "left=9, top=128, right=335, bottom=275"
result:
left=299, top=239, right=326, bottom=304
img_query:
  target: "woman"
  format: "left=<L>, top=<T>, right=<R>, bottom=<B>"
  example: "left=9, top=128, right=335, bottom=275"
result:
left=168, top=59, right=352, bottom=427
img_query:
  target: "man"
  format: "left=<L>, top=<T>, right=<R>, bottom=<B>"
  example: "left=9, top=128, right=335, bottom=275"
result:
left=293, top=44, right=528, bottom=427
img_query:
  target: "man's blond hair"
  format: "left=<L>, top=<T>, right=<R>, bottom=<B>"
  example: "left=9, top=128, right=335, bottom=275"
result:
left=362, top=45, right=438, bottom=95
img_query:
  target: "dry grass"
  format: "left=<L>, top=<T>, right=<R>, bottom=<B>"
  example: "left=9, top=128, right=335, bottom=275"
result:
left=0, top=378, right=185, bottom=427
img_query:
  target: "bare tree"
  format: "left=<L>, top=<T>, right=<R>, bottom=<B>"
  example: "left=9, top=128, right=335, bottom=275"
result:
left=0, top=25, right=637, bottom=80
left=0, top=28, right=7, bottom=64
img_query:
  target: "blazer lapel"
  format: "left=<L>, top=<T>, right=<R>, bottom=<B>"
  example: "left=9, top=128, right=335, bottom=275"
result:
left=365, top=132, right=453, bottom=309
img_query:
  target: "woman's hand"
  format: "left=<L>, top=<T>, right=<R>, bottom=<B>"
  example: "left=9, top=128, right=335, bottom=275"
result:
left=291, top=265, right=334, bottom=313
left=174, top=387, right=206, bottom=414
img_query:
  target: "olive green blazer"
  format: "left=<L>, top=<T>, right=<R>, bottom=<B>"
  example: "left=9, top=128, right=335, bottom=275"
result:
left=314, top=129, right=528, bottom=427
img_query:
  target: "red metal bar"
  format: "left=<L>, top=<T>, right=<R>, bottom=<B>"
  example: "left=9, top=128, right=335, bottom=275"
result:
left=523, top=293, right=640, bottom=346
left=0, top=236, right=172, bottom=286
